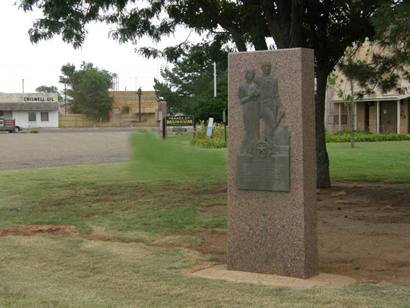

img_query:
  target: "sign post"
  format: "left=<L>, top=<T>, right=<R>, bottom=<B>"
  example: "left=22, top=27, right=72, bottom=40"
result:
left=166, top=115, right=194, bottom=134
left=207, top=117, right=214, bottom=138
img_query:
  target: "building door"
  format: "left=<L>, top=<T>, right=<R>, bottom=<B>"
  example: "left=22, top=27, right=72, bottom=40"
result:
left=380, top=102, right=397, bottom=133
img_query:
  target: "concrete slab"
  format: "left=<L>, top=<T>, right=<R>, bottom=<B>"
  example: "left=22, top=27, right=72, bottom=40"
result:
left=191, top=265, right=356, bottom=289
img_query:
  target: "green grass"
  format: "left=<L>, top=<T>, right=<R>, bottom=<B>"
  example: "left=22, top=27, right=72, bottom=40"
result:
left=1, top=236, right=409, bottom=307
left=328, top=141, right=410, bottom=182
left=0, top=132, right=410, bottom=306
left=130, top=132, right=227, bottom=183
left=0, top=163, right=226, bottom=237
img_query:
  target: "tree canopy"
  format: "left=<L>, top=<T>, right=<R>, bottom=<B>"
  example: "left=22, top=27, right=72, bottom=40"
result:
left=35, top=85, right=62, bottom=101
left=154, top=41, right=229, bottom=122
left=60, top=62, right=114, bottom=121
left=337, top=2, right=410, bottom=98
left=18, top=0, right=403, bottom=188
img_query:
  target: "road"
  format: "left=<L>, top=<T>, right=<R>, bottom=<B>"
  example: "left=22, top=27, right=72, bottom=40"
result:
left=0, top=128, right=135, bottom=170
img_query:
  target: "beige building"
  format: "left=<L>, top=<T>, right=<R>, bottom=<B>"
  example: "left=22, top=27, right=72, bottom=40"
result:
left=327, top=42, right=410, bottom=134
left=329, top=94, right=410, bottom=134
left=110, top=90, right=159, bottom=127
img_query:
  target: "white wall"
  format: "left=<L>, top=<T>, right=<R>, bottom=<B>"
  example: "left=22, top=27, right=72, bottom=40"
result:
left=13, top=111, right=59, bottom=128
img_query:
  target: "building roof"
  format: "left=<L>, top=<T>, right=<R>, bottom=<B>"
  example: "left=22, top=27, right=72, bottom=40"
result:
left=333, top=93, right=410, bottom=103
left=0, top=102, right=59, bottom=111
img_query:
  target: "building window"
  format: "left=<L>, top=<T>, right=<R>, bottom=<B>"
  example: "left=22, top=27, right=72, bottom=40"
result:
left=0, top=111, right=11, bottom=118
left=28, top=112, right=36, bottom=122
left=41, top=112, right=49, bottom=122
left=333, top=114, right=348, bottom=125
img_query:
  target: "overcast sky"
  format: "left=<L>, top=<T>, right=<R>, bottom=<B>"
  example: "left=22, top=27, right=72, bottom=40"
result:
left=0, top=0, right=197, bottom=94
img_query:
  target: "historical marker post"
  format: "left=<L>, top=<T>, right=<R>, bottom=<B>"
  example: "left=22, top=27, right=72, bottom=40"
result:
left=227, top=49, right=318, bottom=278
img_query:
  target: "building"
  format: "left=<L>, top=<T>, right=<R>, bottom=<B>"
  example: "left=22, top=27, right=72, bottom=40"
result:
left=0, top=93, right=59, bottom=129
left=329, top=93, right=410, bottom=134
left=327, top=42, right=410, bottom=134
left=110, top=90, right=159, bottom=127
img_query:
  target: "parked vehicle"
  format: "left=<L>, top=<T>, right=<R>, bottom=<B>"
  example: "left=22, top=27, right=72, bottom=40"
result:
left=0, top=119, right=21, bottom=133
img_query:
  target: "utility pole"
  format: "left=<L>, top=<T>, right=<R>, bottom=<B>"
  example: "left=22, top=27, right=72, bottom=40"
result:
left=64, top=83, right=67, bottom=115
left=22, top=79, right=25, bottom=93
left=137, top=87, right=142, bottom=122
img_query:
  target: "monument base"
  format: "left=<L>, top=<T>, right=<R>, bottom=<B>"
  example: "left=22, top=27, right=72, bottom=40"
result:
left=191, top=265, right=356, bottom=289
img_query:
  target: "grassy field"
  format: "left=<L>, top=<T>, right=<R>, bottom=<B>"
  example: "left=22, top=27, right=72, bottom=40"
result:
left=0, top=132, right=409, bottom=306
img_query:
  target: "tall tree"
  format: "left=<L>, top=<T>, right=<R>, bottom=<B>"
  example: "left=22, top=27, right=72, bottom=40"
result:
left=155, top=42, right=229, bottom=122
left=19, top=0, right=397, bottom=187
left=60, top=62, right=114, bottom=120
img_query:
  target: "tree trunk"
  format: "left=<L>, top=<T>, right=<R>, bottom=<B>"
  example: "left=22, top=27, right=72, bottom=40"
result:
left=316, top=67, right=331, bottom=188
left=349, top=79, right=355, bottom=148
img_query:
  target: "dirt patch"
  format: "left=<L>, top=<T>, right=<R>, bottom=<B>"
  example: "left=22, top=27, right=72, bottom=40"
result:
left=1, top=182, right=409, bottom=285
left=194, top=182, right=410, bottom=284
left=0, top=225, right=79, bottom=237
left=195, top=231, right=226, bottom=262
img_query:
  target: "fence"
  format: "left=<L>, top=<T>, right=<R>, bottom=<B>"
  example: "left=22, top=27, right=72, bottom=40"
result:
left=59, top=113, right=157, bottom=128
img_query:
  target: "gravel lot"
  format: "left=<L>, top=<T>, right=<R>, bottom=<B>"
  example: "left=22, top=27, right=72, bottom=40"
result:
left=0, top=129, right=134, bottom=170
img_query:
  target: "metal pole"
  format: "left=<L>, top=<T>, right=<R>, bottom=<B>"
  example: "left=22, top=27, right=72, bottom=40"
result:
left=137, top=87, right=142, bottom=122
left=397, top=100, right=401, bottom=134
left=213, top=62, right=217, bottom=97
left=22, top=79, right=24, bottom=93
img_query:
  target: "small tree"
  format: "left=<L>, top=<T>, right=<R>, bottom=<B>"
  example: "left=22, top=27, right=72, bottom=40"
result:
left=336, top=46, right=368, bottom=148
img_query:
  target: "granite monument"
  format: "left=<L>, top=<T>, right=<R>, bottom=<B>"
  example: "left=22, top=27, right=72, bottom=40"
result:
left=227, top=48, right=318, bottom=278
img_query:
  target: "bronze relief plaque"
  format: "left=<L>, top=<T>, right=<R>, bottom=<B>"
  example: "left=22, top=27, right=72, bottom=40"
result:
left=236, top=63, right=290, bottom=192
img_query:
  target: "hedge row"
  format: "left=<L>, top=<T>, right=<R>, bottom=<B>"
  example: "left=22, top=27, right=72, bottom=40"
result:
left=191, top=125, right=410, bottom=148
left=326, top=132, right=410, bottom=143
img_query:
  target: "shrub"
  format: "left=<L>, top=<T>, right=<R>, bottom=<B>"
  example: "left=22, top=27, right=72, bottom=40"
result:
left=191, top=122, right=227, bottom=148
left=326, top=131, right=410, bottom=143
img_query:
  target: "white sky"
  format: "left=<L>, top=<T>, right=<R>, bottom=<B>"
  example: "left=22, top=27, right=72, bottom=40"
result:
left=0, top=0, right=198, bottom=93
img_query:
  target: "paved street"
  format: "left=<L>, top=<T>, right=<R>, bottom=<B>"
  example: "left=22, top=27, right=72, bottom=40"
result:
left=0, top=129, right=134, bottom=170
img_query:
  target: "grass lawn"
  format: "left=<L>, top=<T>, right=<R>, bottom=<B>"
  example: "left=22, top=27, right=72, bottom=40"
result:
left=0, top=132, right=409, bottom=306
left=328, top=141, right=410, bottom=182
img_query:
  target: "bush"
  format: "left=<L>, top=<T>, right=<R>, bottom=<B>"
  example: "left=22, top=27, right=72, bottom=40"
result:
left=191, top=122, right=227, bottom=148
left=326, top=131, right=410, bottom=143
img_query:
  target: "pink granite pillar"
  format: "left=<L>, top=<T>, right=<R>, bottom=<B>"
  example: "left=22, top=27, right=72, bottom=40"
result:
left=227, top=48, right=318, bottom=278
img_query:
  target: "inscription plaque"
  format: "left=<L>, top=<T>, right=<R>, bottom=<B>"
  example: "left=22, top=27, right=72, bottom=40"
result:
left=236, top=63, right=290, bottom=192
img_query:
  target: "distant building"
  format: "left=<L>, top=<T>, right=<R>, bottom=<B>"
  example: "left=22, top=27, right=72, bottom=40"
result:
left=328, top=92, right=410, bottom=134
left=327, top=42, right=410, bottom=134
left=0, top=93, right=59, bottom=129
left=110, top=90, right=159, bottom=127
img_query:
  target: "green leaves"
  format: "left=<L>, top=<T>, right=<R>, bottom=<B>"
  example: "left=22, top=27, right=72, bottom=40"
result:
left=154, top=42, right=229, bottom=121
left=60, top=62, right=114, bottom=120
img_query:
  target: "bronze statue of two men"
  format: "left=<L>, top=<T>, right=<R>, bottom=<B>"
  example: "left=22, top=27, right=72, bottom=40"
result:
left=238, top=62, right=285, bottom=157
